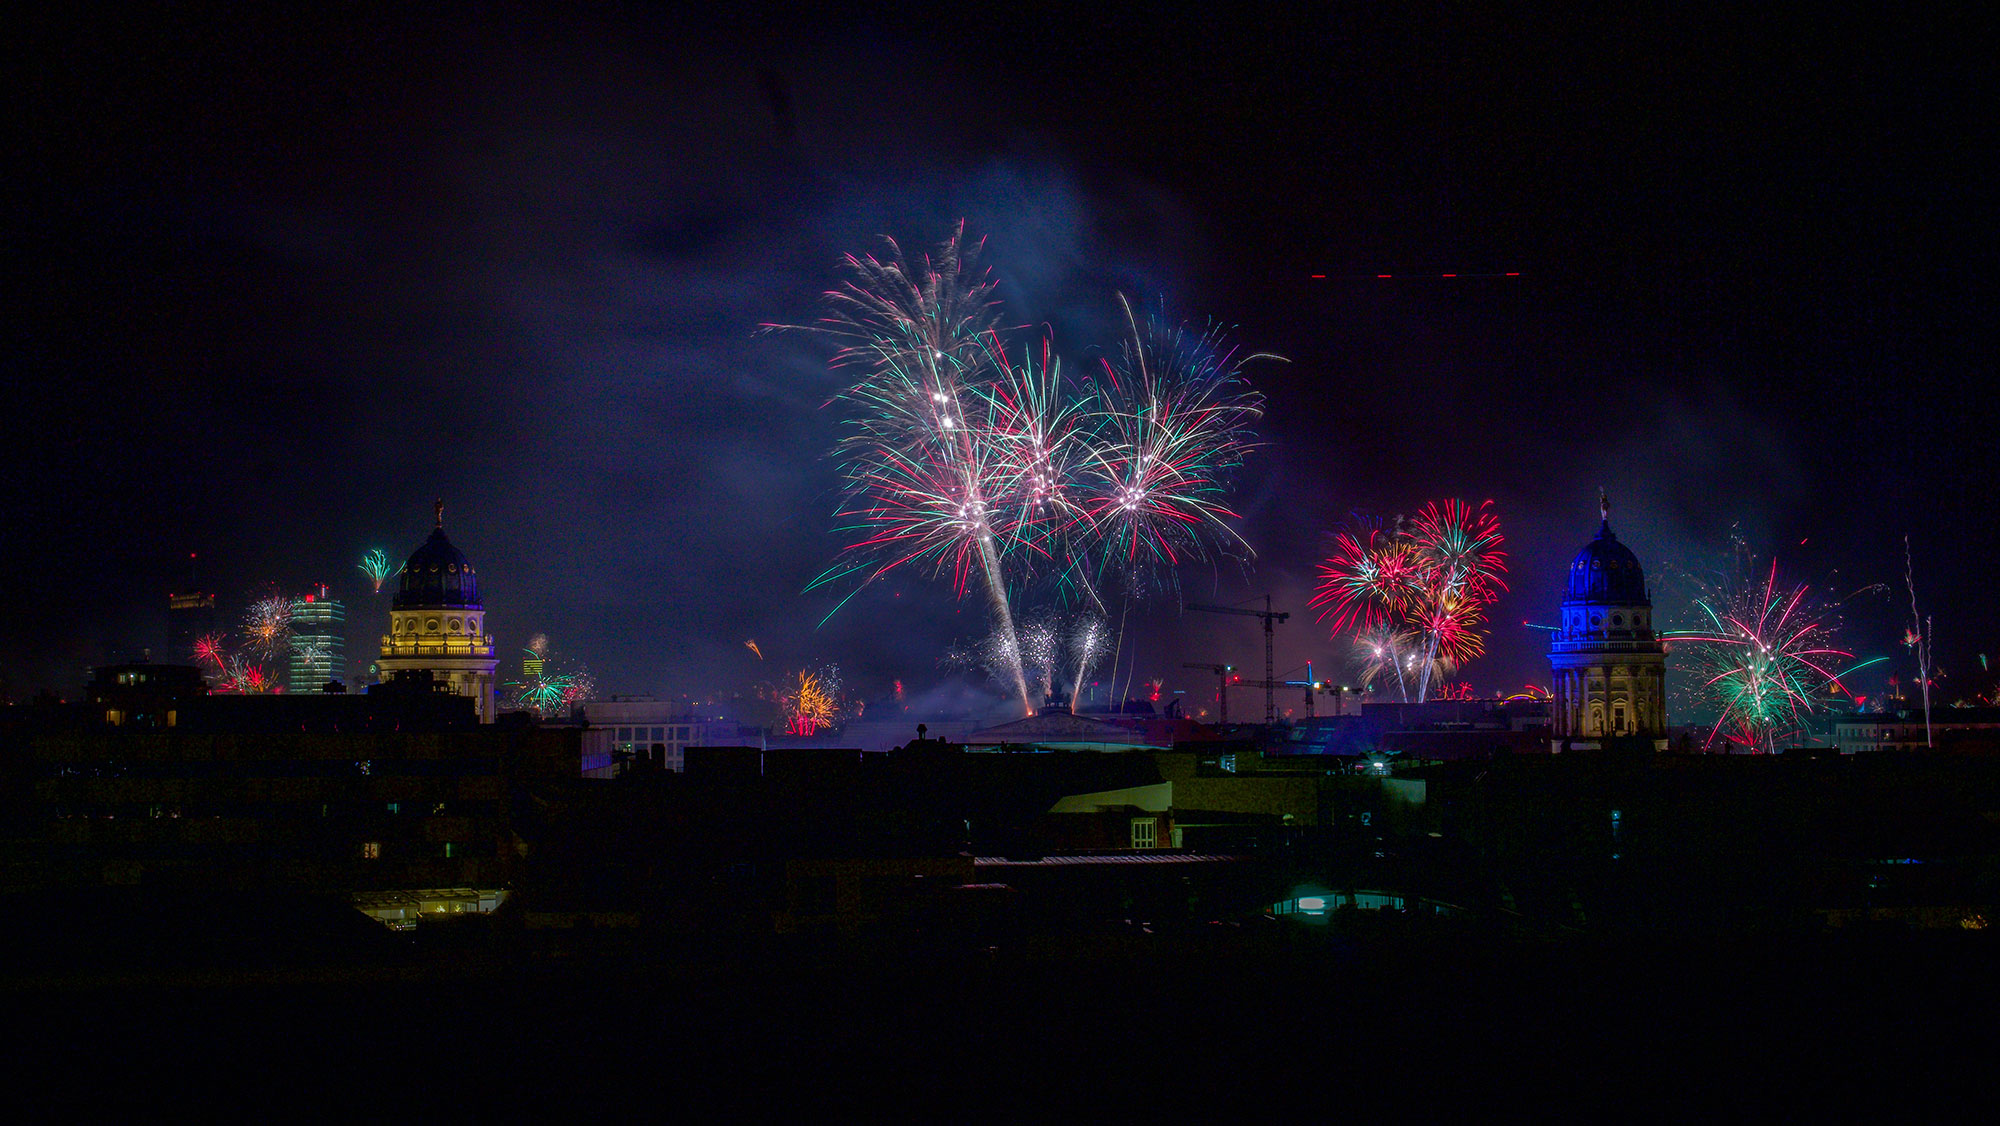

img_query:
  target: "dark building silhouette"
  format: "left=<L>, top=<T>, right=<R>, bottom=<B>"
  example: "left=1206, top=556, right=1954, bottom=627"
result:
left=167, top=591, right=217, bottom=663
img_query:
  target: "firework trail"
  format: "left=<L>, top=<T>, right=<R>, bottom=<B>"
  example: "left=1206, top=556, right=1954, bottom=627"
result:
left=1313, top=502, right=1507, bottom=701
left=746, top=639, right=764, bottom=661
left=359, top=549, right=393, bottom=594
left=775, top=227, right=1274, bottom=717
left=1664, top=542, right=1887, bottom=753
left=1904, top=536, right=1934, bottom=748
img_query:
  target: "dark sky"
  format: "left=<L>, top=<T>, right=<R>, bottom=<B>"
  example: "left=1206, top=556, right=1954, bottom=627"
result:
left=10, top=5, right=1994, bottom=711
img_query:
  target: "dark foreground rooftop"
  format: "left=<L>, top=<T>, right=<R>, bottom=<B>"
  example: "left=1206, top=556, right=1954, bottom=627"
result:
left=5, top=900, right=1994, bottom=1115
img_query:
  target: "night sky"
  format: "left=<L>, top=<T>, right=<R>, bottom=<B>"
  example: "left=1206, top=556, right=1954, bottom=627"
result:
left=11, top=6, right=1994, bottom=712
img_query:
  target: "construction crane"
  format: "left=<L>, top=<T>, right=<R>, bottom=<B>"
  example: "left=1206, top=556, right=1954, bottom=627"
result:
left=1181, top=663, right=1235, bottom=725
left=1184, top=596, right=1291, bottom=723
left=1288, top=679, right=1355, bottom=718
left=1235, top=676, right=1349, bottom=718
left=1282, top=661, right=1353, bottom=718
left=1234, top=663, right=1351, bottom=720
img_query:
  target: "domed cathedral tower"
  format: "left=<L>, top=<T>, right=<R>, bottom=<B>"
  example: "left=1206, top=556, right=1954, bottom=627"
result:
left=1550, top=493, right=1668, bottom=752
left=378, top=500, right=499, bottom=722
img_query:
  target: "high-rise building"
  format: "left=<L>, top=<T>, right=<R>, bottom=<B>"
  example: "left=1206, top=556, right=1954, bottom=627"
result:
left=288, top=588, right=346, bottom=693
left=377, top=501, right=498, bottom=722
left=167, top=591, right=218, bottom=662
left=1549, top=495, right=1668, bottom=752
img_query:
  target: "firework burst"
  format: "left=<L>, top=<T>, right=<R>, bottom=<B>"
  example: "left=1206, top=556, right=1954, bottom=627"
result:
left=778, top=666, right=846, bottom=736
left=242, top=596, right=295, bottom=660
left=1078, top=300, right=1268, bottom=593
left=1664, top=538, right=1886, bottom=752
left=505, top=639, right=595, bottom=719
left=1313, top=502, right=1508, bottom=701
left=776, top=226, right=1274, bottom=715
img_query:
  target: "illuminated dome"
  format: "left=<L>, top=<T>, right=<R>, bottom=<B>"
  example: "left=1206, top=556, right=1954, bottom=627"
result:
left=393, top=504, right=481, bottom=610
left=1549, top=492, right=1668, bottom=750
left=1565, top=520, right=1647, bottom=605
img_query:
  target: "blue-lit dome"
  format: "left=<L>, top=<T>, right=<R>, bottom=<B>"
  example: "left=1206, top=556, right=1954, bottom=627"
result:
left=393, top=509, right=481, bottom=609
left=1566, top=521, right=1648, bottom=604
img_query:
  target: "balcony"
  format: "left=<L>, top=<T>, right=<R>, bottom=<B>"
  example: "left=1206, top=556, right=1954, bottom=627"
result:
left=379, top=636, right=495, bottom=658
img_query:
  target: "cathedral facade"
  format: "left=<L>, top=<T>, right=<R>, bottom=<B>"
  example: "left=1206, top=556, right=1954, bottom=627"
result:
left=1549, top=497, right=1668, bottom=752
left=377, top=502, right=499, bottom=722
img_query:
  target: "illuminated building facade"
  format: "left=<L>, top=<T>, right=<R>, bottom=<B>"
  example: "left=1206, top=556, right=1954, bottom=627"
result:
left=288, top=588, right=346, bottom=693
left=1549, top=497, right=1668, bottom=752
left=377, top=502, right=498, bottom=722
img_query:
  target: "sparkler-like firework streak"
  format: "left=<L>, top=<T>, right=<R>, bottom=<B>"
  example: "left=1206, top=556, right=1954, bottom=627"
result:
left=1313, top=502, right=1508, bottom=702
left=359, top=549, right=393, bottom=594
left=958, top=611, right=1110, bottom=710
left=1067, top=615, right=1111, bottom=711
left=775, top=227, right=1273, bottom=716
left=1666, top=549, right=1886, bottom=753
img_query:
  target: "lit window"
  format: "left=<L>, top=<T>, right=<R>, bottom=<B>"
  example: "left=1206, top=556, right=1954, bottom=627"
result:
left=1131, top=818, right=1158, bottom=849
left=362, top=841, right=381, bottom=860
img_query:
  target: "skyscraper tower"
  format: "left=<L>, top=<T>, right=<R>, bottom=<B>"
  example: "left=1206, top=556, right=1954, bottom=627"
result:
left=1550, top=494, right=1668, bottom=752
left=288, top=586, right=346, bottom=693
left=377, top=501, right=498, bottom=722
left=168, top=552, right=217, bottom=662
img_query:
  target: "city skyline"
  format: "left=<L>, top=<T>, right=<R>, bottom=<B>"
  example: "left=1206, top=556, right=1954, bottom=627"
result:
left=11, top=8, right=1991, bottom=710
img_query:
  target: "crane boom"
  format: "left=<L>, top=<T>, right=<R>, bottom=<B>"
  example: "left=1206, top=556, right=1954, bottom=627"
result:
left=1184, top=596, right=1290, bottom=722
